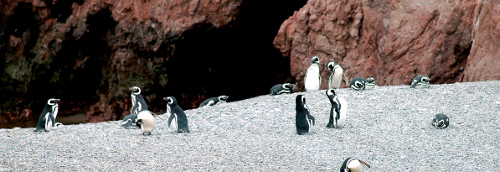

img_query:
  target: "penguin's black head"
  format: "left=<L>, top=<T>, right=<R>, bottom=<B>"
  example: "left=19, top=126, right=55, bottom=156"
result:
left=421, top=76, right=430, bottom=83
left=47, top=98, right=60, bottom=106
left=164, top=96, right=178, bottom=106
left=326, top=61, right=336, bottom=71
left=310, top=56, right=320, bottom=64
left=129, top=86, right=141, bottom=95
left=366, top=77, right=375, bottom=84
left=282, top=83, right=295, bottom=90
left=296, top=95, right=307, bottom=106
left=326, top=88, right=336, bottom=97
left=218, top=95, right=229, bottom=102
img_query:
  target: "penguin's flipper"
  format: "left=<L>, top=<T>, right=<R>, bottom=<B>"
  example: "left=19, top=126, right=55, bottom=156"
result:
left=121, top=119, right=134, bottom=128
left=307, top=114, right=315, bottom=126
left=167, top=113, right=177, bottom=128
left=358, top=159, right=371, bottom=168
left=207, top=100, right=215, bottom=106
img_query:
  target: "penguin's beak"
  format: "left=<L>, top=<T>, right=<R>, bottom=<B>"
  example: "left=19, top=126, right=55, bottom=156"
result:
left=310, top=58, right=316, bottom=63
left=289, top=84, right=295, bottom=89
left=163, top=97, right=168, bottom=101
left=53, top=99, right=61, bottom=102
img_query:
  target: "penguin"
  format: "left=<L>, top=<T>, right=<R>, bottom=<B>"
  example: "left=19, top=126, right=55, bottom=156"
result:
left=340, top=157, right=371, bottom=172
left=304, top=56, right=321, bottom=92
left=135, top=110, right=157, bottom=135
left=350, top=77, right=366, bottom=91
left=122, top=86, right=149, bottom=128
left=165, top=96, right=190, bottom=133
left=410, top=75, right=430, bottom=88
left=432, top=113, right=450, bottom=129
left=327, top=61, right=344, bottom=89
left=364, top=77, right=377, bottom=88
left=326, top=89, right=347, bottom=128
left=34, top=98, right=60, bottom=132
left=295, top=95, right=315, bottom=135
left=270, top=83, right=295, bottom=95
left=121, top=113, right=137, bottom=128
left=199, top=95, right=229, bottom=108
left=129, top=86, right=148, bottom=114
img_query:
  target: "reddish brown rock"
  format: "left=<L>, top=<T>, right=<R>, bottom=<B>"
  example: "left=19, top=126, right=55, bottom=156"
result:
left=1, top=0, right=243, bottom=124
left=274, top=0, right=496, bottom=90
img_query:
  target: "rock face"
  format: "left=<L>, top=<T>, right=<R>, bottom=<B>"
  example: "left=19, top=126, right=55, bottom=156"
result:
left=1, top=0, right=306, bottom=126
left=274, top=0, right=499, bottom=90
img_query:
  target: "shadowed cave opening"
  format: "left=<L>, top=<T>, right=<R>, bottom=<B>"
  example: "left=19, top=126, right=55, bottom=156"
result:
left=153, top=0, right=307, bottom=110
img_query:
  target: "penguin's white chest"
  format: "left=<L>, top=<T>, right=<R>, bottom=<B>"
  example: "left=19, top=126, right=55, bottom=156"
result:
left=329, top=68, right=343, bottom=89
left=305, top=65, right=321, bottom=91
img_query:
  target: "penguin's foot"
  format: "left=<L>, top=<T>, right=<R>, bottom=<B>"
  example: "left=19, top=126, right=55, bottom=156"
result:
left=326, top=123, right=335, bottom=128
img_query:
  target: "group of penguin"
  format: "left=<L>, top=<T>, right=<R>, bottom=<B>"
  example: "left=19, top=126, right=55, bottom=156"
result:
left=32, top=56, right=450, bottom=172
left=270, top=56, right=450, bottom=171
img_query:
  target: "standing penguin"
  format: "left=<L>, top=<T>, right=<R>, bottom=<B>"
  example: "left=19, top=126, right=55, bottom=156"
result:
left=122, top=86, right=149, bottom=128
left=304, top=56, right=321, bottom=92
left=34, top=98, right=60, bottom=132
left=340, top=157, right=371, bottom=172
left=199, top=95, right=229, bottom=108
left=136, top=110, right=158, bottom=135
left=327, top=61, right=344, bottom=89
left=165, top=96, right=190, bottom=133
left=270, top=83, right=295, bottom=95
left=432, top=113, right=450, bottom=129
left=365, top=77, right=377, bottom=88
left=410, top=75, right=430, bottom=88
left=295, top=95, right=315, bottom=135
left=326, top=89, right=347, bottom=128
left=350, top=77, right=366, bottom=91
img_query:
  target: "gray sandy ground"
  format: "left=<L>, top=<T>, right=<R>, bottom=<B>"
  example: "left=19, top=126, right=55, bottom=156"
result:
left=1, top=81, right=499, bottom=171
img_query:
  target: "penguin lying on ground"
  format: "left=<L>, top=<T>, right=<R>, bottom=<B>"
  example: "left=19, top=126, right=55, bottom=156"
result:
left=165, top=96, right=190, bottom=133
left=199, top=95, right=229, bottom=108
left=304, top=56, right=321, bottom=92
left=326, top=89, right=347, bottom=128
left=350, top=77, right=366, bottom=91
left=327, top=61, right=344, bottom=89
left=295, top=95, right=315, bottom=135
left=270, top=83, right=295, bottom=95
left=34, top=98, right=60, bottom=132
left=340, top=157, right=371, bottom=172
left=410, top=75, right=430, bottom=88
left=432, top=113, right=449, bottom=129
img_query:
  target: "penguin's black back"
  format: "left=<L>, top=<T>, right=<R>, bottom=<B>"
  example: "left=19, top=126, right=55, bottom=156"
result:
left=295, top=95, right=310, bottom=135
left=200, top=97, right=219, bottom=107
left=270, top=84, right=283, bottom=95
left=170, top=105, right=190, bottom=133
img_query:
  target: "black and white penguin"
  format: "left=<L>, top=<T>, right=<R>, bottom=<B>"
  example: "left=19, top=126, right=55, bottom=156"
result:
left=365, top=77, right=377, bottom=88
left=199, top=95, right=229, bottom=108
left=304, top=56, right=321, bottom=92
left=295, top=95, right=315, bottom=135
left=327, top=61, right=344, bottom=89
left=164, top=96, right=190, bottom=133
left=34, top=98, right=60, bottom=132
left=432, top=113, right=449, bottom=129
left=410, top=75, right=430, bottom=88
left=270, top=83, right=295, bottom=95
left=136, top=110, right=157, bottom=135
left=340, top=157, right=371, bottom=172
left=326, top=89, right=347, bottom=128
left=122, top=86, right=149, bottom=128
left=129, top=86, right=148, bottom=114
left=350, top=77, right=366, bottom=91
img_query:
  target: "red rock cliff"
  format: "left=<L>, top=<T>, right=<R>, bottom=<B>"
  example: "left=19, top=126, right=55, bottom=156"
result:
left=274, top=0, right=499, bottom=90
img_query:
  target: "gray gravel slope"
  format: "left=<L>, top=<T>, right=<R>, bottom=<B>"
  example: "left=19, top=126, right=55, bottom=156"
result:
left=1, top=81, right=499, bottom=171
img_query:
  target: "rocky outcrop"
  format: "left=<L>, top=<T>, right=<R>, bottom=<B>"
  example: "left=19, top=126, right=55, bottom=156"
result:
left=274, top=0, right=498, bottom=90
left=1, top=0, right=243, bottom=124
left=1, top=0, right=307, bottom=126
